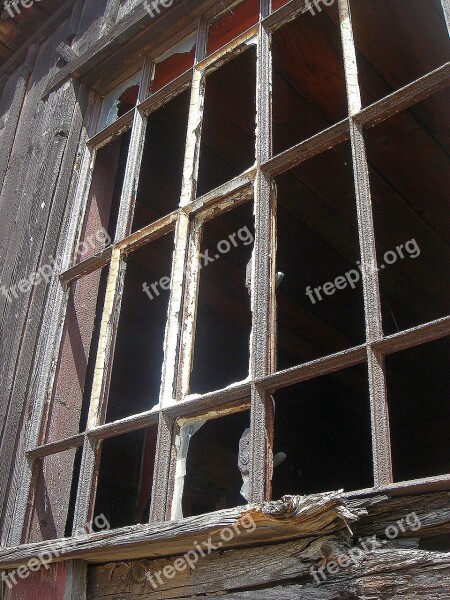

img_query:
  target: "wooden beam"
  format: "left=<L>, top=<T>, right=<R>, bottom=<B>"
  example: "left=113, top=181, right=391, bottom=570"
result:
left=0, top=491, right=361, bottom=568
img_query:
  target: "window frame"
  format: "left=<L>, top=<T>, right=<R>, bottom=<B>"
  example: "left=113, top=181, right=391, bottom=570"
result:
left=9, top=0, right=450, bottom=552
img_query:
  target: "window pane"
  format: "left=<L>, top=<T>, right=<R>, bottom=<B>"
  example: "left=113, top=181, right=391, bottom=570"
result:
left=207, top=0, right=259, bottom=55
left=190, top=202, right=254, bottom=394
left=276, top=143, right=365, bottom=371
left=152, top=33, right=196, bottom=94
left=98, top=72, right=140, bottom=131
left=179, top=410, right=250, bottom=517
left=45, top=267, right=108, bottom=443
left=76, top=130, right=131, bottom=263
left=197, top=48, right=256, bottom=196
left=94, top=426, right=158, bottom=528
left=26, top=447, right=81, bottom=542
left=272, top=3, right=347, bottom=154
left=386, top=337, right=450, bottom=482
left=105, top=233, right=175, bottom=422
left=272, top=363, right=373, bottom=497
left=351, top=0, right=450, bottom=107
left=132, top=90, right=190, bottom=232
left=366, top=89, right=450, bottom=335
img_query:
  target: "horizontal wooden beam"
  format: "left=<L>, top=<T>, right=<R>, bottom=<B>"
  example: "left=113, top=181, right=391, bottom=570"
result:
left=0, top=492, right=359, bottom=569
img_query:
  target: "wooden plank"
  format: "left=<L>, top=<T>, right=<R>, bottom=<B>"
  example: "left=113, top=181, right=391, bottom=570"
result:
left=0, top=45, right=36, bottom=199
left=338, top=0, right=391, bottom=488
left=0, top=491, right=362, bottom=568
left=0, top=17, right=89, bottom=545
left=249, top=18, right=274, bottom=503
left=87, top=547, right=450, bottom=599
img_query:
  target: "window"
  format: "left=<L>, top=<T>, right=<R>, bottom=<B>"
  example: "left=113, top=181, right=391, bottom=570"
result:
left=22, top=0, right=450, bottom=543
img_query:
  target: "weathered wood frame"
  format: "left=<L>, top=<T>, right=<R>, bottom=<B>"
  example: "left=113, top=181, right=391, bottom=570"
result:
left=10, top=0, right=450, bottom=558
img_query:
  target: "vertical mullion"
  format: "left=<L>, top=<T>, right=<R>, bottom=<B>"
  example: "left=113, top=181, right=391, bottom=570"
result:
left=338, top=0, right=392, bottom=487
left=440, top=0, right=450, bottom=35
left=72, top=248, right=123, bottom=530
left=151, top=21, right=206, bottom=520
left=114, top=108, right=148, bottom=241
left=249, top=4, right=274, bottom=502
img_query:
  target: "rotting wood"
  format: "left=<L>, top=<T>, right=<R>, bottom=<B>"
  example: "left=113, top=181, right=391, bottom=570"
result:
left=87, top=547, right=450, bottom=600
left=0, top=491, right=363, bottom=569
left=340, top=0, right=392, bottom=488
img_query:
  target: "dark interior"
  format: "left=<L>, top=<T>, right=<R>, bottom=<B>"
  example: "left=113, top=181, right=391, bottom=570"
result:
left=197, top=48, right=256, bottom=197
left=132, top=90, right=191, bottom=232
left=94, top=426, right=158, bottom=528
left=190, top=201, right=254, bottom=394
left=272, top=363, right=374, bottom=497
left=386, top=337, right=450, bottom=482
left=366, top=88, right=450, bottom=335
left=350, top=0, right=450, bottom=107
left=182, top=410, right=250, bottom=516
left=276, top=142, right=365, bottom=371
left=272, top=1, right=347, bottom=154
left=105, top=232, right=175, bottom=422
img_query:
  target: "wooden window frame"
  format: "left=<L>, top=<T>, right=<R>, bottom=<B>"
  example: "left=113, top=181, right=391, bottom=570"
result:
left=4, top=0, right=450, bottom=560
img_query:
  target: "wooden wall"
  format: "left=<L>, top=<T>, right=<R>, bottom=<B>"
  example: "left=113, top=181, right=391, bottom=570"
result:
left=0, top=0, right=150, bottom=548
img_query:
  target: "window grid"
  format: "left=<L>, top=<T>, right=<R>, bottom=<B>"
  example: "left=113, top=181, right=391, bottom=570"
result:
left=18, top=0, right=450, bottom=543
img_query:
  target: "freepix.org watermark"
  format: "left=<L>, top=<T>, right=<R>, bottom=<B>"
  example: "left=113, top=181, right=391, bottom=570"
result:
left=143, top=225, right=254, bottom=301
left=146, top=514, right=256, bottom=589
left=2, top=0, right=41, bottom=18
left=305, top=238, right=421, bottom=305
left=310, top=511, right=422, bottom=584
left=1, top=514, right=110, bottom=590
left=305, top=0, right=336, bottom=16
left=0, top=227, right=111, bottom=304
left=143, top=0, right=174, bottom=19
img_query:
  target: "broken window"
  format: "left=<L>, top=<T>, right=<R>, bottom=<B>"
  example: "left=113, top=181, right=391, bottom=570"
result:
left=386, top=337, right=450, bottom=482
left=152, top=33, right=196, bottom=93
left=176, top=409, right=250, bottom=518
left=197, top=48, right=257, bottom=196
left=25, top=448, right=81, bottom=542
left=350, top=0, right=450, bottom=107
left=275, top=143, right=365, bottom=370
left=22, top=0, right=450, bottom=545
left=76, top=130, right=131, bottom=263
left=98, top=71, right=141, bottom=130
left=190, top=201, right=254, bottom=394
left=272, top=363, right=374, bottom=497
left=94, top=426, right=158, bottom=528
left=105, top=232, right=175, bottom=422
left=43, top=267, right=108, bottom=444
left=366, top=88, right=450, bottom=334
left=272, top=3, right=347, bottom=154
left=131, top=90, right=191, bottom=232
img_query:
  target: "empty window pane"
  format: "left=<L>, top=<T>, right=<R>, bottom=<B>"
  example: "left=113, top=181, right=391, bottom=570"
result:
left=45, top=267, right=108, bottom=443
left=386, top=337, right=450, bottom=482
left=94, top=426, right=158, bottom=528
left=351, top=0, right=450, bottom=106
left=197, top=49, right=256, bottom=196
left=190, top=202, right=254, bottom=394
left=207, top=0, right=259, bottom=55
left=77, top=131, right=131, bottom=263
left=105, top=233, right=175, bottom=422
left=272, top=4, right=347, bottom=154
left=181, top=410, right=250, bottom=517
left=276, top=143, right=365, bottom=370
left=366, top=89, right=450, bottom=335
left=272, top=364, right=373, bottom=497
left=26, top=448, right=81, bottom=542
left=132, top=90, right=190, bottom=232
